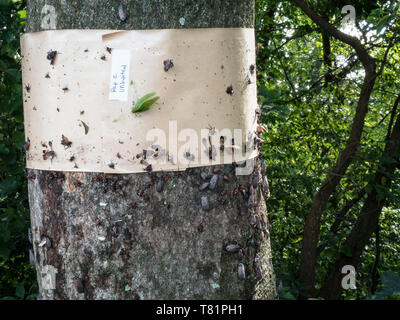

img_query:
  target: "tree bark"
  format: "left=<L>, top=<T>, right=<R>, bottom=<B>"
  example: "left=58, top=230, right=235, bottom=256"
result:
left=25, top=0, right=276, bottom=300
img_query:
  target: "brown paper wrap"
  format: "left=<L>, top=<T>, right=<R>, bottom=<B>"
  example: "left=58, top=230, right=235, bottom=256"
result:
left=21, top=28, right=258, bottom=173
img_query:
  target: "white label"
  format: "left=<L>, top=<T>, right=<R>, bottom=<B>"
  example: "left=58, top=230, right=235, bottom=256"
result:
left=109, top=49, right=130, bottom=101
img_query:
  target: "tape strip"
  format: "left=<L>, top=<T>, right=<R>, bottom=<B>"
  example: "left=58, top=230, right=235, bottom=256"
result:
left=21, top=28, right=258, bottom=173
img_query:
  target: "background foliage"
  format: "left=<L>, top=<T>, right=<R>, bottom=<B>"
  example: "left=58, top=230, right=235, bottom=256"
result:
left=0, top=0, right=399, bottom=300
left=0, top=0, right=37, bottom=300
left=256, top=0, right=400, bottom=299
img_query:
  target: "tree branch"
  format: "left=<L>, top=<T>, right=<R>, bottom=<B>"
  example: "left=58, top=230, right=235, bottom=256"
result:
left=292, top=0, right=376, bottom=73
left=293, top=0, right=378, bottom=297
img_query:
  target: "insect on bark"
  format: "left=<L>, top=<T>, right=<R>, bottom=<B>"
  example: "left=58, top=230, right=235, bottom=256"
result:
left=201, top=196, right=210, bottom=211
left=237, top=263, right=246, bottom=279
left=118, top=4, right=128, bottom=22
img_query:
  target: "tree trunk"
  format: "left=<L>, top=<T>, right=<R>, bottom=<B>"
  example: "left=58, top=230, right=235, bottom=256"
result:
left=25, top=0, right=276, bottom=300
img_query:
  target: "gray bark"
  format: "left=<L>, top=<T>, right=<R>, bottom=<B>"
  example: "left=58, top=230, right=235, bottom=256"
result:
left=26, top=0, right=276, bottom=300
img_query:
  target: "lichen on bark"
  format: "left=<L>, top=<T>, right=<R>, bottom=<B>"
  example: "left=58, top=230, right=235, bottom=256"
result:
left=26, top=0, right=276, bottom=300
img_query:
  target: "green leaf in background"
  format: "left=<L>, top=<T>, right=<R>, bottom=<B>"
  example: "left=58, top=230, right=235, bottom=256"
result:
left=372, top=271, right=400, bottom=300
left=15, top=281, right=25, bottom=299
left=376, top=15, right=395, bottom=34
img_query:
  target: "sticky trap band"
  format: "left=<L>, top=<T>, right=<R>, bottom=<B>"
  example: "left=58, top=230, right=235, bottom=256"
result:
left=21, top=28, right=258, bottom=173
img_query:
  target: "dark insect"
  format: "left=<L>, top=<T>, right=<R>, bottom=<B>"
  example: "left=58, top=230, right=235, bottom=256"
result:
left=197, top=223, right=204, bottom=233
left=25, top=84, right=31, bottom=93
left=61, top=134, right=72, bottom=148
left=209, top=174, right=218, bottom=190
left=262, top=176, right=270, bottom=198
left=117, top=152, right=122, bottom=159
left=252, top=174, right=258, bottom=189
left=106, top=47, right=112, bottom=54
left=118, top=4, right=128, bottom=21
left=73, top=180, right=82, bottom=188
left=238, top=249, right=244, bottom=261
left=249, top=214, right=257, bottom=227
left=201, top=196, right=210, bottom=211
left=163, top=59, right=174, bottom=72
left=62, top=86, right=69, bottom=92
left=108, top=162, right=115, bottom=169
left=184, top=151, right=195, bottom=161
left=143, top=149, right=147, bottom=160
left=24, top=138, right=30, bottom=151
left=74, top=278, right=84, bottom=294
left=219, top=136, right=225, bottom=152
left=47, top=50, right=57, bottom=65
left=249, top=64, right=256, bottom=74
left=80, top=110, right=85, bottom=115
left=43, top=150, right=56, bottom=161
left=45, top=73, right=50, bottom=78
left=26, top=172, right=36, bottom=180
left=145, top=164, right=152, bottom=173
left=248, top=194, right=255, bottom=208
left=156, top=179, right=164, bottom=192
left=261, top=160, right=266, bottom=176
left=225, top=244, right=240, bottom=253
left=100, top=55, right=106, bottom=61
left=226, top=85, right=233, bottom=95
left=84, top=49, right=89, bottom=53
left=199, top=182, right=209, bottom=191
left=57, top=108, right=60, bottom=112
left=237, top=263, right=246, bottom=280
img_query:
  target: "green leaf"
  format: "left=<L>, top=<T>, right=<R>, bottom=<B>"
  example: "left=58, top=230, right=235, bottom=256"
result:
left=376, top=15, right=394, bottom=34
left=15, top=282, right=25, bottom=299
left=131, top=92, right=159, bottom=113
left=340, top=245, right=353, bottom=257
left=139, top=96, right=160, bottom=111
left=17, top=10, right=26, bottom=19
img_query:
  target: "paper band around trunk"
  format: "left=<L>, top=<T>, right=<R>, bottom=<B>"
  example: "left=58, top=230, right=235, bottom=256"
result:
left=21, top=28, right=258, bottom=173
